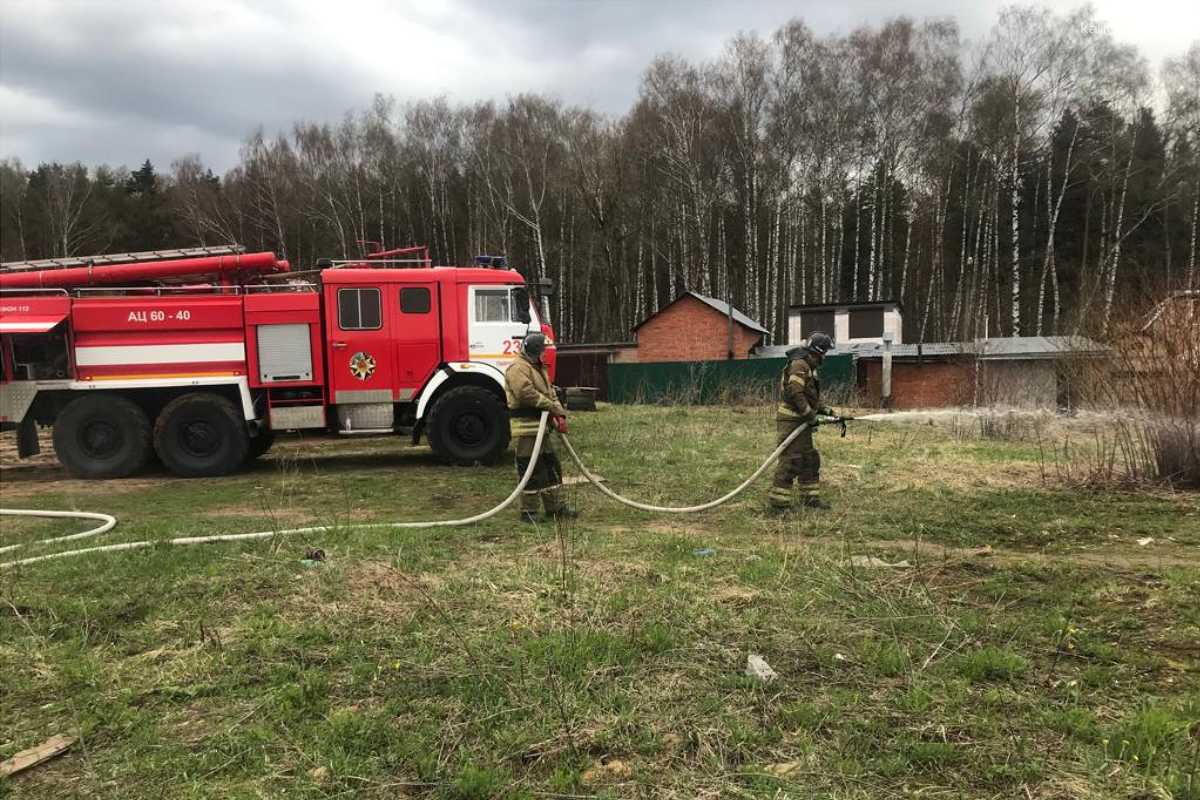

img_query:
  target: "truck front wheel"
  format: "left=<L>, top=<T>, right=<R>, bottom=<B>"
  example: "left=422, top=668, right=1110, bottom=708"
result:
left=53, top=394, right=153, bottom=478
left=154, top=393, right=249, bottom=477
left=426, top=385, right=509, bottom=465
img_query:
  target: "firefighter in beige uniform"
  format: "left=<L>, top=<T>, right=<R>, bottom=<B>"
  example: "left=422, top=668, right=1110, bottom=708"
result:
left=769, top=332, right=836, bottom=511
left=505, top=333, right=577, bottom=523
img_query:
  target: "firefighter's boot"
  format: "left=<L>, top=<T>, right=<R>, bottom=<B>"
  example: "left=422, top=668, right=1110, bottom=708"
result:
left=767, top=485, right=794, bottom=514
left=800, top=488, right=829, bottom=510
left=542, top=489, right=577, bottom=520
left=519, top=491, right=541, bottom=523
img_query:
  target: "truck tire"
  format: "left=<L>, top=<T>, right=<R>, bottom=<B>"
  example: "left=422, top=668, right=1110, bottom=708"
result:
left=426, top=385, right=509, bottom=465
left=154, top=393, right=249, bottom=478
left=245, top=430, right=276, bottom=463
left=52, top=394, right=153, bottom=479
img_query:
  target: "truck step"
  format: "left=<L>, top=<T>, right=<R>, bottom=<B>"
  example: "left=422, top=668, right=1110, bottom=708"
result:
left=337, top=428, right=394, bottom=435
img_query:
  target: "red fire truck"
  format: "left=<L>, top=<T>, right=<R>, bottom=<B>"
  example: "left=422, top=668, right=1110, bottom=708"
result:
left=0, top=245, right=555, bottom=478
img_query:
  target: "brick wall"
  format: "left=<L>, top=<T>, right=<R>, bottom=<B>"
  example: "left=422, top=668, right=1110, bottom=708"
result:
left=636, top=296, right=763, bottom=362
left=861, top=358, right=975, bottom=408
left=977, top=361, right=1058, bottom=407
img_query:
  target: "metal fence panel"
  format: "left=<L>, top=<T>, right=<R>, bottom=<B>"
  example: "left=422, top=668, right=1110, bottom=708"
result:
left=607, top=355, right=853, bottom=404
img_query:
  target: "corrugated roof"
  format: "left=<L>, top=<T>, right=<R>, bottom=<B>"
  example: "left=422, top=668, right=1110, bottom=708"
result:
left=756, top=335, right=1105, bottom=360
left=756, top=341, right=965, bottom=359
left=972, top=336, right=1105, bottom=358
left=633, top=291, right=769, bottom=335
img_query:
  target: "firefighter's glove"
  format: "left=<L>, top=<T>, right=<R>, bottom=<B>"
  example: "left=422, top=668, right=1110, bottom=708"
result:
left=553, top=416, right=569, bottom=434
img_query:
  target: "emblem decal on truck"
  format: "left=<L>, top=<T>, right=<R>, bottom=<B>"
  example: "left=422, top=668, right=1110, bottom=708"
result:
left=349, top=351, right=376, bottom=380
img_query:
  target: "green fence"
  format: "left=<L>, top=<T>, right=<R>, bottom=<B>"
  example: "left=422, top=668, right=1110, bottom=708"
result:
left=607, top=355, right=854, bottom=404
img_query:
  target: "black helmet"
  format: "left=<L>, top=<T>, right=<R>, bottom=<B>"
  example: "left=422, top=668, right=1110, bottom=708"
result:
left=806, top=332, right=834, bottom=357
left=523, top=332, right=547, bottom=359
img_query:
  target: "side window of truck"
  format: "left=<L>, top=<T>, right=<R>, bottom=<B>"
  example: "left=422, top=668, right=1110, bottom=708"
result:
left=338, top=288, right=382, bottom=330
left=474, top=289, right=510, bottom=322
left=400, top=287, right=431, bottom=314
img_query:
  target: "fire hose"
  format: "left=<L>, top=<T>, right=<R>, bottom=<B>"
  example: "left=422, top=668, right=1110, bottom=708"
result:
left=3, top=413, right=547, bottom=569
left=559, top=419, right=815, bottom=513
left=1, top=414, right=852, bottom=570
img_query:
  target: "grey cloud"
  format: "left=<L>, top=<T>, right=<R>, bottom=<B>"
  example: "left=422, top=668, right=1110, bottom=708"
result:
left=1, top=0, right=1194, bottom=174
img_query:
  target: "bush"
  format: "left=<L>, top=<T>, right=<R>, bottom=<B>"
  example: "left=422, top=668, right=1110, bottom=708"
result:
left=1056, top=292, right=1200, bottom=489
left=1146, top=419, right=1200, bottom=489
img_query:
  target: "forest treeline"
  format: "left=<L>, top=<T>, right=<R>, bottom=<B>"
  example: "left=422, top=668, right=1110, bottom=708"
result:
left=1, top=5, right=1197, bottom=344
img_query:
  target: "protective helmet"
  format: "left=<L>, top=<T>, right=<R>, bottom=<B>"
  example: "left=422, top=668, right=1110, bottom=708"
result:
left=806, top=332, right=834, bottom=357
left=523, top=332, right=547, bottom=359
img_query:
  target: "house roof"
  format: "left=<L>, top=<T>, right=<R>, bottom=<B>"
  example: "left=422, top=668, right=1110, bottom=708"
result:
left=756, top=336, right=1105, bottom=361
left=633, top=291, right=769, bottom=335
left=971, top=336, right=1106, bottom=359
left=788, top=299, right=904, bottom=314
left=555, top=341, right=637, bottom=353
left=754, top=342, right=961, bottom=359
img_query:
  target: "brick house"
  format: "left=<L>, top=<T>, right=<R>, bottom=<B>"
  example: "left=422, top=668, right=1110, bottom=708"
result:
left=632, top=291, right=768, bottom=362
left=854, top=337, right=1105, bottom=409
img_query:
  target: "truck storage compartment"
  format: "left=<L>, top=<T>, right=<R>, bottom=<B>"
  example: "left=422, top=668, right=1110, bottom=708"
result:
left=256, top=323, right=313, bottom=382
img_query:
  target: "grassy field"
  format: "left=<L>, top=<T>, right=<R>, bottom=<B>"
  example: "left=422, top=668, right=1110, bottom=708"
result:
left=1, top=404, right=1197, bottom=799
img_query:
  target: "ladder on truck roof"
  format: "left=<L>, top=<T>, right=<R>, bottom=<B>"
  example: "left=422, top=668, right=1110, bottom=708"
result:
left=0, top=245, right=247, bottom=273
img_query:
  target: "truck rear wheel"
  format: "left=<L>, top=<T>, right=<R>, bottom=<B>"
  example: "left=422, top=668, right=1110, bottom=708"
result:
left=154, top=393, right=249, bottom=477
left=53, top=394, right=153, bottom=479
left=426, top=385, right=509, bottom=465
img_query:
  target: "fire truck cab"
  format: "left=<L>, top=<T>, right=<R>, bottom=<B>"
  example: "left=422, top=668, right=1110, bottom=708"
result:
left=0, top=246, right=554, bottom=478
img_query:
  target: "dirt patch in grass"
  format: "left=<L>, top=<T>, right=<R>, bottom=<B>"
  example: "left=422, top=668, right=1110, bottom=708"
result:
left=583, top=558, right=664, bottom=586
left=816, top=534, right=1200, bottom=570
left=710, top=584, right=761, bottom=606
left=273, top=560, right=451, bottom=625
left=350, top=560, right=446, bottom=595
left=0, top=467, right=172, bottom=497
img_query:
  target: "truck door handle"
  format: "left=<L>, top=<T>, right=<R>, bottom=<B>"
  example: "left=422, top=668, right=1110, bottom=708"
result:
left=332, top=341, right=348, bottom=350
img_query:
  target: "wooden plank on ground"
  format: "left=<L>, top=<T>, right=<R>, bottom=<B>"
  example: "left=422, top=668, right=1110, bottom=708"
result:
left=0, top=736, right=75, bottom=778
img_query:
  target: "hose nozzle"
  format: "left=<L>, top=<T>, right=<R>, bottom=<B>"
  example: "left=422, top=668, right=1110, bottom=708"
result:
left=817, top=414, right=853, bottom=437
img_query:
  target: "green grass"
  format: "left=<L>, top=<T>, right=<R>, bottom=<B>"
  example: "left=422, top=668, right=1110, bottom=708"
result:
left=1, top=403, right=1198, bottom=798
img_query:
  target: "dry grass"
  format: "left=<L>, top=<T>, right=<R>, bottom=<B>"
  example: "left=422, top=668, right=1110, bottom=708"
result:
left=1, top=404, right=1197, bottom=800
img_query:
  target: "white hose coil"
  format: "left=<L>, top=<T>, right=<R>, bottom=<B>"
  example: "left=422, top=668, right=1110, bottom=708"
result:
left=2, top=414, right=817, bottom=570
left=1, top=413, right=549, bottom=570
left=559, top=421, right=809, bottom=513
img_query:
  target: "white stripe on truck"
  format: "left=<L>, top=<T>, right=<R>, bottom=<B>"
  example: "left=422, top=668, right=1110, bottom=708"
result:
left=74, top=342, right=245, bottom=366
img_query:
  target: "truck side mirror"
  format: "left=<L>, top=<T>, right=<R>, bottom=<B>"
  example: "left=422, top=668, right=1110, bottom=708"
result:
left=534, top=277, right=556, bottom=297
left=511, top=288, right=532, bottom=324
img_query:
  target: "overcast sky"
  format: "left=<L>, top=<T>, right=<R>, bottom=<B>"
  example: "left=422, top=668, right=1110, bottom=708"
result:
left=1, top=0, right=1195, bottom=175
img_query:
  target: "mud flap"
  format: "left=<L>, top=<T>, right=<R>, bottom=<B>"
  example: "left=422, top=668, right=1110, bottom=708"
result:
left=17, top=416, right=41, bottom=458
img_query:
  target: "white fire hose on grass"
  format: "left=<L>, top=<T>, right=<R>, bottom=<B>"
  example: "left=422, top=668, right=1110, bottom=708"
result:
left=1, top=414, right=829, bottom=570
left=559, top=421, right=811, bottom=513
left=4, top=413, right=548, bottom=569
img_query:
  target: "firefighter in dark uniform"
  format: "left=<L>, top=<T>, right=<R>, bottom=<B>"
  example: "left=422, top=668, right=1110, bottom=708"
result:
left=769, top=332, right=836, bottom=511
left=505, top=332, right=577, bottom=523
